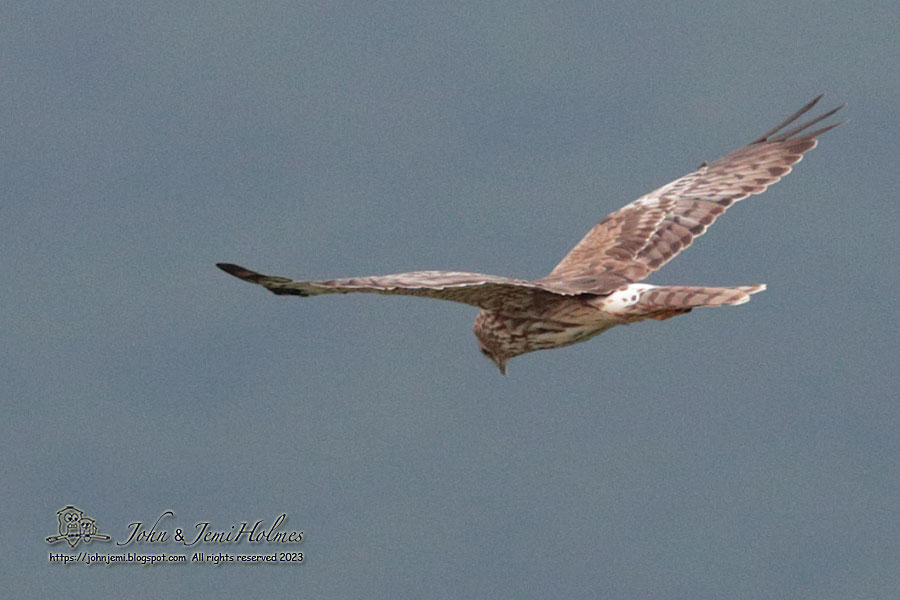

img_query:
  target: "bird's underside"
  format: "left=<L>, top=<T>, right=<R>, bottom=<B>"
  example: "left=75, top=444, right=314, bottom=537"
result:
left=218, top=95, right=843, bottom=374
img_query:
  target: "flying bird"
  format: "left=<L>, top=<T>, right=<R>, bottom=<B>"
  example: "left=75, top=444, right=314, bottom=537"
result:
left=218, top=95, right=843, bottom=375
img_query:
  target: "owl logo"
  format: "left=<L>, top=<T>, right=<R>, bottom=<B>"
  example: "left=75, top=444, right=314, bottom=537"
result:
left=46, top=506, right=111, bottom=548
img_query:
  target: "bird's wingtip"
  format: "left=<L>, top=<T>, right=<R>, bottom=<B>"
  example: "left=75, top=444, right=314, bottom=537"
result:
left=217, top=262, right=253, bottom=278
left=216, top=262, right=275, bottom=284
left=216, top=262, right=295, bottom=287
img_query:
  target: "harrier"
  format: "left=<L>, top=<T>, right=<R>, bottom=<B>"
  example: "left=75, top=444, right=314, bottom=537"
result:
left=218, top=95, right=843, bottom=374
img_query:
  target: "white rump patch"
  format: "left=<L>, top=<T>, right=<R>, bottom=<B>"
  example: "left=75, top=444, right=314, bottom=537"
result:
left=603, top=284, right=655, bottom=313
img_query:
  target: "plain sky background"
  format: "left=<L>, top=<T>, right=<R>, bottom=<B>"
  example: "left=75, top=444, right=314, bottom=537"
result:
left=3, top=2, right=899, bottom=598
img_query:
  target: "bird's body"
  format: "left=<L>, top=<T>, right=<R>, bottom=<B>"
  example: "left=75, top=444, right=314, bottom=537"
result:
left=471, top=283, right=765, bottom=373
left=218, top=96, right=843, bottom=374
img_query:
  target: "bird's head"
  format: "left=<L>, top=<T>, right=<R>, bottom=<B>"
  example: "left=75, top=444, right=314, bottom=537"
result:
left=473, top=310, right=528, bottom=376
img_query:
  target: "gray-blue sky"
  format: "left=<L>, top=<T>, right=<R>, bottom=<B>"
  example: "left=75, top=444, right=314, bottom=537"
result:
left=3, top=2, right=899, bottom=598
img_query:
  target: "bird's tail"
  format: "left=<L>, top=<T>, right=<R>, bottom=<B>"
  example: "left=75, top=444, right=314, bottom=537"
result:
left=634, top=284, right=766, bottom=320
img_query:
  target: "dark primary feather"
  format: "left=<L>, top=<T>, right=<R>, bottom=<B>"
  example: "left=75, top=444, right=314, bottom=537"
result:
left=752, top=94, right=844, bottom=142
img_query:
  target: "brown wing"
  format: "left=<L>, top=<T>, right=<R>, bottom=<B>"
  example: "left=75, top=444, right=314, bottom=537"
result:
left=216, top=263, right=568, bottom=312
left=540, top=95, right=844, bottom=295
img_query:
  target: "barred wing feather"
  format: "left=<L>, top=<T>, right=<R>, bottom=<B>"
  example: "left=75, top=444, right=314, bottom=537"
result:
left=541, top=95, right=843, bottom=294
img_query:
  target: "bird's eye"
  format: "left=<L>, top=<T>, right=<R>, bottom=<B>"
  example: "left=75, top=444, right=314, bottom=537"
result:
left=480, top=348, right=490, bottom=356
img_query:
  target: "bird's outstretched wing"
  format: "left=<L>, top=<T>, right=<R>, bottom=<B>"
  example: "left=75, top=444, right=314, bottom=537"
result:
left=541, top=95, right=844, bottom=295
left=216, top=263, right=568, bottom=312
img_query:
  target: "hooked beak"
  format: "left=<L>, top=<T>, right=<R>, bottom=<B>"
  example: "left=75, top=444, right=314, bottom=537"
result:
left=494, top=358, right=508, bottom=376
